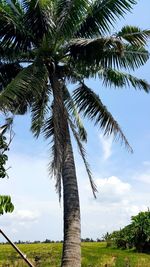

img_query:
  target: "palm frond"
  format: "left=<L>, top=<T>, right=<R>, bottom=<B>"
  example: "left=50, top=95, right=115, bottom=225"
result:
left=31, top=86, right=50, bottom=138
left=70, top=43, right=149, bottom=71
left=55, top=0, right=88, bottom=38
left=0, top=61, right=48, bottom=113
left=23, top=0, right=55, bottom=43
left=0, top=0, right=32, bottom=51
left=43, top=111, right=63, bottom=201
left=69, top=36, right=124, bottom=57
left=42, top=84, right=69, bottom=202
left=51, top=141, right=62, bottom=201
left=73, top=83, right=133, bottom=152
left=42, top=113, right=54, bottom=140
left=7, top=0, right=23, bottom=15
left=117, top=26, right=150, bottom=46
left=121, top=45, right=149, bottom=70
left=99, top=69, right=150, bottom=92
left=0, top=43, right=36, bottom=63
left=69, top=37, right=125, bottom=71
left=69, top=118, right=97, bottom=197
left=75, top=0, right=137, bottom=37
left=63, top=85, right=87, bottom=142
left=0, top=62, right=22, bottom=91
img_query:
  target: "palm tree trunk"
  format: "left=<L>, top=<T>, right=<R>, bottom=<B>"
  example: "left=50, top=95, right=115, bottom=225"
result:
left=50, top=72, right=81, bottom=267
left=61, top=135, right=81, bottom=267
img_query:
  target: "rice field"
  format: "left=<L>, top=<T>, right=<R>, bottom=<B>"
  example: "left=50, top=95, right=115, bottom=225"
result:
left=0, top=242, right=150, bottom=267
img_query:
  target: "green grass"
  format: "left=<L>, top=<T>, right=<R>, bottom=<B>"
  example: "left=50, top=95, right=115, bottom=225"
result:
left=0, top=242, right=150, bottom=267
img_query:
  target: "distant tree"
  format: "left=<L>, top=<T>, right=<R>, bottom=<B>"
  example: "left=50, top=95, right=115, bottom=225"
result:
left=131, top=210, right=150, bottom=252
left=0, top=119, right=14, bottom=215
left=102, top=232, right=112, bottom=247
left=102, top=232, right=111, bottom=241
left=110, top=225, right=133, bottom=249
left=96, top=238, right=102, bottom=242
left=43, top=239, right=52, bottom=243
left=109, top=210, right=150, bottom=252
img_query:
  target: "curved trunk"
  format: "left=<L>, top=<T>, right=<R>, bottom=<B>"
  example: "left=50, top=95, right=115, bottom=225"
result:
left=50, top=72, right=81, bottom=267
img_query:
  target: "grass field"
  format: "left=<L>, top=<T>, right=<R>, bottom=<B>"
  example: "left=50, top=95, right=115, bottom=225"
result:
left=0, top=242, right=150, bottom=267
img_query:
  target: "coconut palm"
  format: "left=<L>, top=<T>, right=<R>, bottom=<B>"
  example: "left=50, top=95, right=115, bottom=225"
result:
left=0, top=1, right=150, bottom=266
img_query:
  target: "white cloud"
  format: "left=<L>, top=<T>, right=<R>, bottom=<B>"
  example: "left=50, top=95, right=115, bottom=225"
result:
left=99, top=134, right=113, bottom=160
left=79, top=174, right=149, bottom=238
left=12, top=210, right=39, bottom=222
left=96, top=176, right=131, bottom=204
left=0, top=209, right=40, bottom=228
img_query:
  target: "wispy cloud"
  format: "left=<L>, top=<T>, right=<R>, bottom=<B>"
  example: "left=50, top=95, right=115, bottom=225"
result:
left=133, top=161, right=150, bottom=184
left=99, top=134, right=113, bottom=161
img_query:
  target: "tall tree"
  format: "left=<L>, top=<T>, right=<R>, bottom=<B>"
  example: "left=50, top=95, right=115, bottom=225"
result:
left=0, top=1, right=150, bottom=266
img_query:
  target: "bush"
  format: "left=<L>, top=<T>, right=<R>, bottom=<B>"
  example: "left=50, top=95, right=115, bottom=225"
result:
left=131, top=210, right=150, bottom=252
left=108, top=210, right=150, bottom=253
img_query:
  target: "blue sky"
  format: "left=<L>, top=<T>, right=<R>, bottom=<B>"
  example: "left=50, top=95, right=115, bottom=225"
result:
left=1, top=0, right=150, bottom=242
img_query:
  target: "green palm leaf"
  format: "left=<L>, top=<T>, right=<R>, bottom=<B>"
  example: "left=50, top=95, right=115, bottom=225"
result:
left=69, top=36, right=124, bottom=56
left=0, top=43, right=35, bottom=63
left=42, top=112, right=54, bottom=140
left=73, top=83, right=133, bottom=152
left=23, top=0, right=55, bottom=44
left=0, top=0, right=32, bottom=51
left=31, top=87, right=50, bottom=138
left=0, top=62, right=22, bottom=90
left=43, top=111, right=63, bottom=201
left=76, top=0, right=137, bottom=37
left=99, top=69, right=150, bottom=92
left=56, top=0, right=88, bottom=38
left=0, top=61, right=48, bottom=112
left=70, top=43, right=149, bottom=71
left=117, top=26, right=150, bottom=46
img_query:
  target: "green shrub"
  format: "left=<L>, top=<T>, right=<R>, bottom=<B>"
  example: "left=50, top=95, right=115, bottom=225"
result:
left=109, top=210, right=150, bottom=252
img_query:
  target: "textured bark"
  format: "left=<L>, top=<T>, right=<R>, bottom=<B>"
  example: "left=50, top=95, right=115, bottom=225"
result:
left=61, top=138, right=81, bottom=267
left=50, top=72, right=81, bottom=267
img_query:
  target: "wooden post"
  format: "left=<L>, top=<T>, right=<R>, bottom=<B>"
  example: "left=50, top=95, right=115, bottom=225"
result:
left=0, top=229, right=34, bottom=267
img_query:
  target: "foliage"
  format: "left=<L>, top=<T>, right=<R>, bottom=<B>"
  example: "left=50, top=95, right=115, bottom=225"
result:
left=0, top=195, right=14, bottom=215
left=0, top=130, right=9, bottom=179
left=131, top=210, right=150, bottom=252
left=0, top=119, right=14, bottom=215
left=109, top=210, right=150, bottom=252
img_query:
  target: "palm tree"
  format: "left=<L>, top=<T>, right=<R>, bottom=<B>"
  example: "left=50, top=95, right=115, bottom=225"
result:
left=0, top=1, right=150, bottom=266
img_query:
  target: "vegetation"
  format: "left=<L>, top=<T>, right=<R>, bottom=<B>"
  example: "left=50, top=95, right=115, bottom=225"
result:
left=0, top=1, right=150, bottom=266
left=107, top=210, right=150, bottom=253
left=0, top=119, right=14, bottom=215
left=0, top=242, right=150, bottom=267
